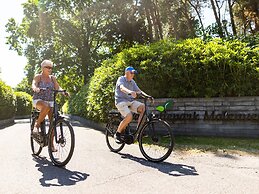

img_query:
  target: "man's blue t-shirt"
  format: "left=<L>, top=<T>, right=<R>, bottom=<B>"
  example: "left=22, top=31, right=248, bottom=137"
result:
left=115, top=76, right=140, bottom=105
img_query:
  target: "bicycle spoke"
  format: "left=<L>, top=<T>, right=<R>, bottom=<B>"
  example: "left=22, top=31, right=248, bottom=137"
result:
left=30, top=116, right=42, bottom=156
left=48, top=119, right=75, bottom=166
left=105, top=116, right=125, bottom=152
left=139, top=120, right=174, bottom=162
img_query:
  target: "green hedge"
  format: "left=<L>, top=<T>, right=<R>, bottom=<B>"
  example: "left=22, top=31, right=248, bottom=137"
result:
left=67, top=85, right=89, bottom=117
left=14, top=91, right=32, bottom=117
left=0, top=81, right=16, bottom=120
left=68, top=38, right=259, bottom=122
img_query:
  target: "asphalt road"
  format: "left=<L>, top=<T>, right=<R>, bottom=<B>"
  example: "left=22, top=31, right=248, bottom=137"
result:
left=0, top=119, right=259, bottom=194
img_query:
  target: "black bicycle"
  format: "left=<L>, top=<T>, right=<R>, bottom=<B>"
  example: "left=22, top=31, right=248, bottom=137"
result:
left=30, top=89, right=75, bottom=167
left=105, top=93, right=174, bottom=162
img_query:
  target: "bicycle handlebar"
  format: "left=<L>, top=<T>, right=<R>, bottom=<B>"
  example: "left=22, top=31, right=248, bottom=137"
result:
left=38, top=88, right=69, bottom=96
left=128, top=92, right=154, bottom=104
left=38, top=88, right=66, bottom=92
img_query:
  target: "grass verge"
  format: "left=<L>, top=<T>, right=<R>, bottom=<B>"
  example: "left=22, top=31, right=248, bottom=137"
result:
left=175, top=136, right=259, bottom=155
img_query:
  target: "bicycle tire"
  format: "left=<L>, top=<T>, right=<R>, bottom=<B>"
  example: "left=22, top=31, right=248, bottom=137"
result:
left=30, top=117, right=42, bottom=156
left=138, top=119, right=174, bottom=162
left=105, top=116, right=125, bottom=152
left=48, top=119, right=75, bottom=167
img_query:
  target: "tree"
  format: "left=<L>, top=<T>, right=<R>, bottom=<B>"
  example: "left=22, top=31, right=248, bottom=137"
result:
left=157, top=0, right=197, bottom=39
left=227, top=0, right=237, bottom=36
left=5, top=0, right=150, bottom=92
left=209, top=0, right=224, bottom=38
left=187, top=0, right=206, bottom=37
left=233, top=0, right=259, bottom=35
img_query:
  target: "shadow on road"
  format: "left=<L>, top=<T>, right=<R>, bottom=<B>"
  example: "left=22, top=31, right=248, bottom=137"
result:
left=33, top=156, right=89, bottom=187
left=118, top=153, right=199, bottom=176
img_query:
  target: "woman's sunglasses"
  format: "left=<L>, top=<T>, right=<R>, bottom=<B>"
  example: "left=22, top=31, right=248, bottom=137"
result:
left=44, top=66, right=53, bottom=69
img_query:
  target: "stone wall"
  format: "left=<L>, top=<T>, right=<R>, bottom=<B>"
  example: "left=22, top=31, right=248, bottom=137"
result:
left=151, top=97, right=259, bottom=138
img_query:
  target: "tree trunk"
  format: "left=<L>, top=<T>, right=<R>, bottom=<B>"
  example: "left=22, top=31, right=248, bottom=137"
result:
left=154, top=0, right=163, bottom=39
left=210, top=0, right=224, bottom=38
left=187, top=0, right=205, bottom=36
left=227, top=0, right=237, bottom=36
left=144, top=5, right=154, bottom=42
left=147, top=0, right=160, bottom=41
left=79, top=42, right=91, bottom=85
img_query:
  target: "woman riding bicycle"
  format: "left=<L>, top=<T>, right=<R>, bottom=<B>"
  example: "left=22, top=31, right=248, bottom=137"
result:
left=32, top=59, right=68, bottom=134
left=114, top=66, right=153, bottom=143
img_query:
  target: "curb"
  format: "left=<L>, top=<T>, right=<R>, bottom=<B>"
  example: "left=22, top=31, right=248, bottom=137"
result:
left=0, top=118, right=15, bottom=129
left=15, top=115, right=30, bottom=119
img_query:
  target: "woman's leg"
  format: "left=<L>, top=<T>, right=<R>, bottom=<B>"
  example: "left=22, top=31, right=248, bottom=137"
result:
left=35, top=101, right=51, bottom=130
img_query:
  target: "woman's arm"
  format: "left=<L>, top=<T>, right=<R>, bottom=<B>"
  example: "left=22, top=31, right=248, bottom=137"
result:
left=52, top=76, right=61, bottom=90
left=32, top=74, right=40, bottom=93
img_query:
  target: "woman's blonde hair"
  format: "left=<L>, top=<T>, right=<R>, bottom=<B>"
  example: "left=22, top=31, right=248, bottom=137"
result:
left=41, top=60, right=53, bottom=68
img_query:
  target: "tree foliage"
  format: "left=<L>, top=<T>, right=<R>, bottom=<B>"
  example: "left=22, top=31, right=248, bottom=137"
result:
left=5, top=0, right=259, bottom=97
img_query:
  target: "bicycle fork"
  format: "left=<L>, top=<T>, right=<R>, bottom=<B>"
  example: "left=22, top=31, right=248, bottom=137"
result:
left=53, top=120, right=65, bottom=144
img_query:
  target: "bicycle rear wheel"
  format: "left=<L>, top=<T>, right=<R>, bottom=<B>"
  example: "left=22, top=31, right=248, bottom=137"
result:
left=139, top=119, right=174, bottom=162
left=30, top=117, right=42, bottom=156
left=48, top=119, right=75, bottom=167
left=105, top=116, right=125, bottom=152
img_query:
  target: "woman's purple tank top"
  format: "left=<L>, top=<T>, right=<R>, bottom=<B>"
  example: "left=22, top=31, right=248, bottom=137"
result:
left=33, top=75, right=55, bottom=101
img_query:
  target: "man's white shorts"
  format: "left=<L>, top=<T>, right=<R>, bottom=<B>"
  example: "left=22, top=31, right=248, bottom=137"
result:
left=115, top=101, right=144, bottom=117
left=33, top=99, right=54, bottom=108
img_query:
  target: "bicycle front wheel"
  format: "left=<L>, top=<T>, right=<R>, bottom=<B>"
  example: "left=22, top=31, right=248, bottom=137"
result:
left=48, top=119, right=75, bottom=167
left=139, top=119, right=174, bottom=162
left=105, top=116, right=125, bottom=152
left=30, top=117, right=42, bottom=156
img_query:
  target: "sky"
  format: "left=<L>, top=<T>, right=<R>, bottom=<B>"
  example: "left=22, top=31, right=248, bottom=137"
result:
left=0, top=0, right=27, bottom=88
left=0, top=1, right=216, bottom=88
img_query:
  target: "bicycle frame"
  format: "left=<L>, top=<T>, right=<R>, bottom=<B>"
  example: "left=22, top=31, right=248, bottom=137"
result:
left=127, top=96, right=154, bottom=142
left=33, top=89, right=66, bottom=146
left=51, top=90, right=64, bottom=144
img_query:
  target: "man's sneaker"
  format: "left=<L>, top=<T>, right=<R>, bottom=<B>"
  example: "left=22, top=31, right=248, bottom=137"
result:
left=114, top=133, right=123, bottom=144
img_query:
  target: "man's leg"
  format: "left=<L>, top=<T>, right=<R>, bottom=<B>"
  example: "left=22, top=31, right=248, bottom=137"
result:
left=115, top=102, right=132, bottom=143
left=137, top=104, right=145, bottom=127
left=117, top=113, right=133, bottom=133
left=130, top=101, right=145, bottom=127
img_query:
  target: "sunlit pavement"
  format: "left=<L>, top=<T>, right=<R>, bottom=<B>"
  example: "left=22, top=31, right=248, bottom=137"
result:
left=0, top=119, right=259, bottom=194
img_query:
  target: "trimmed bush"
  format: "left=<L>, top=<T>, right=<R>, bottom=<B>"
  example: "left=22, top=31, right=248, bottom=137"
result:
left=67, top=85, right=89, bottom=117
left=0, top=81, right=16, bottom=120
left=14, top=91, right=32, bottom=117
left=68, top=38, right=259, bottom=122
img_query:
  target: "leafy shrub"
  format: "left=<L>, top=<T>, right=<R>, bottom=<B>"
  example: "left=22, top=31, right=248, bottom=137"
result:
left=0, top=81, right=16, bottom=120
left=62, top=101, right=69, bottom=114
left=67, top=85, right=90, bottom=117
left=14, top=91, right=32, bottom=116
left=68, top=38, right=259, bottom=122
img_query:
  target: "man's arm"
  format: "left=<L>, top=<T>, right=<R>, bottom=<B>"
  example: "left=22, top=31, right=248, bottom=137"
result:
left=120, top=85, right=137, bottom=98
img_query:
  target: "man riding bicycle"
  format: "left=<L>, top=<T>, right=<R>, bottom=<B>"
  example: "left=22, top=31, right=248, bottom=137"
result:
left=114, top=66, right=152, bottom=143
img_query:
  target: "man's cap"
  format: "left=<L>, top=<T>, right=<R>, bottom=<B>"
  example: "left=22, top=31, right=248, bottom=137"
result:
left=125, top=66, right=138, bottom=74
